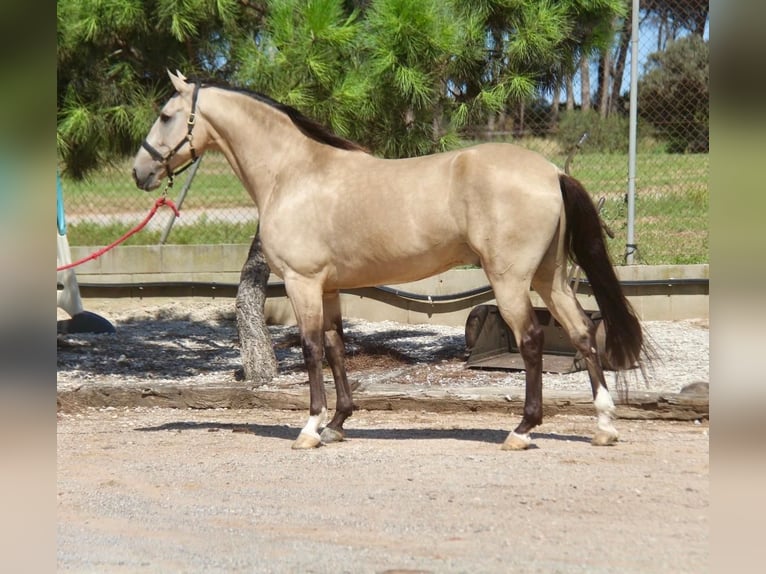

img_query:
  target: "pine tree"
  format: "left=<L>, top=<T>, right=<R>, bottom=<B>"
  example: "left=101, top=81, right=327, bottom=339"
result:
left=58, top=0, right=625, bottom=174
left=57, top=0, right=261, bottom=178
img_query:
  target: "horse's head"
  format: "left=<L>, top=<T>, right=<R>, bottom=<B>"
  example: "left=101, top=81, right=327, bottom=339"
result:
left=132, top=71, right=205, bottom=191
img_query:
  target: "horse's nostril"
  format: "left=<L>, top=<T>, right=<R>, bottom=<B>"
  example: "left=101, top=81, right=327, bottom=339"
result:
left=132, top=167, right=138, bottom=184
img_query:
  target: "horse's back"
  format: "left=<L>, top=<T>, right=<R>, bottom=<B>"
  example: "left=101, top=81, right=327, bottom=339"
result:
left=343, top=142, right=562, bottom=226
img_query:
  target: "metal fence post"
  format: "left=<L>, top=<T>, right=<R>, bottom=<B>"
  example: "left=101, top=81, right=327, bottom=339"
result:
left=159, top=157, right=203, bottom=244
left=625, top=0, right=640, bottom=265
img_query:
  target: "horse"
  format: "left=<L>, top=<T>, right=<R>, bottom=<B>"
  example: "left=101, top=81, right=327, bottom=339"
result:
left=133, top=71, right=645, bottom=450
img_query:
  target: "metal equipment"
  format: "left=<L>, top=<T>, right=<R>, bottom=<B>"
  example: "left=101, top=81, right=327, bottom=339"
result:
left=464, top=304, right=606, bottom=374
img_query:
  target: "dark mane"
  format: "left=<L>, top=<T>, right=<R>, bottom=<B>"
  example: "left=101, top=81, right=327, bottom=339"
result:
left=203, top=82, right=368, bottom=153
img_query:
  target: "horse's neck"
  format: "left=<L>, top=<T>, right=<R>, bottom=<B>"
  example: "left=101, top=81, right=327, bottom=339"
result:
left=204, top=91, right=313, bottom=210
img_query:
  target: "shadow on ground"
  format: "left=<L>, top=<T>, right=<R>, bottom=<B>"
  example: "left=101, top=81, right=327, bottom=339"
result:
left=57, top=314, right=465, bottom=381
left=134, top=420, right=592, bottom=446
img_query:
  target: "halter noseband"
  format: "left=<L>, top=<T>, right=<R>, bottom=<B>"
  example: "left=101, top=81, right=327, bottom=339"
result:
left=141, top=82, right=200, bottom=187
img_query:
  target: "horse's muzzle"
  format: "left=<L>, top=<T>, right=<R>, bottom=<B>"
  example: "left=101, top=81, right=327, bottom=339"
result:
left=132, top=167, right=162, bottom=192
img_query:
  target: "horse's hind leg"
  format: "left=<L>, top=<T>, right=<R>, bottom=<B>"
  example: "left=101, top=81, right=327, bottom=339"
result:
left=319, top=292, right=354, bottom=444
left=532, top=268, right=619, bottom=446
left=489, top=276, right=545, bottom=451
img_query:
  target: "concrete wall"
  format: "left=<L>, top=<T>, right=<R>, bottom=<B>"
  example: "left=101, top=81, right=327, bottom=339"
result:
left=70, top=244, right=709, bottom=326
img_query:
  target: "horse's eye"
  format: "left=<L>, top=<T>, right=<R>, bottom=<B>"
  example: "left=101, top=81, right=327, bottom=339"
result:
left=160, top=113, right=171, bottom=124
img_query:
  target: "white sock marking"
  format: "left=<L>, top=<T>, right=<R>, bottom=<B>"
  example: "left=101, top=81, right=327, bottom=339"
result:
left=594, top=386, right=617, bottom=435
left=300, top=407, right=328, bottom=439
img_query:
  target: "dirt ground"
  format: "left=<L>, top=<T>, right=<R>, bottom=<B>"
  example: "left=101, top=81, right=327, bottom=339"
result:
left=57, top=407, right=708, bottom=573
left=57, top=298, right=709, bottom=572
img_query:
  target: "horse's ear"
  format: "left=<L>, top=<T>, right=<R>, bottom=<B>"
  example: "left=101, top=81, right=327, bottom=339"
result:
left=168, top=70, right=192, bottom=95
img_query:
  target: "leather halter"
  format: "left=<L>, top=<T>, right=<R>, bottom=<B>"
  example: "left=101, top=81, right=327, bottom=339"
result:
left=141, top=83, right=200, bottom=187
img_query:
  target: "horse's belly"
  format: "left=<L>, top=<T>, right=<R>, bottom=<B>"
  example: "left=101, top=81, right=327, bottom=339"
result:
left=328, top=244, right=479, bottom=290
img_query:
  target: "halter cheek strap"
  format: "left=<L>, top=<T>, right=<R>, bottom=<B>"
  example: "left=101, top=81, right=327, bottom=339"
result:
left=141, top=82, right=201, bottom=187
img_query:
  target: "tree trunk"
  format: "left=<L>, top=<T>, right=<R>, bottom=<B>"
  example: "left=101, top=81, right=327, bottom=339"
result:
left=235, top=231, right=278, bottom=384
left=611, top=12, right=632, bottom=114
left=597, top=46, right=612, bottom=118
left=551, top=80, right=560, bottom=127
left=580, top=56, right=591, bottom=111
left=566, top=75, right=575, bottom=111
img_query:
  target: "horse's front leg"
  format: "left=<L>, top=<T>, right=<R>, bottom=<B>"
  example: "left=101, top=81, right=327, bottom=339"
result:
left=286, top=281, right=328, bottom=450
left=292, top=326, right=328, bottom=449
left=320, top=292, right=353, bottom=444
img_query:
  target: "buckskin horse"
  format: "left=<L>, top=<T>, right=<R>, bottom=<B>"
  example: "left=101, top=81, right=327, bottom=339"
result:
left=133, top=71, right=644, bottom=450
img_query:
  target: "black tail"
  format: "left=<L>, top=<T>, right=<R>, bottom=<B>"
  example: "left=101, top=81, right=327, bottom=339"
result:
left=559, top=173, right=643, bottom=370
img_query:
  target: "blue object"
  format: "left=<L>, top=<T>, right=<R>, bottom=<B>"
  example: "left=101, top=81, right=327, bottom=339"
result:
left=57, top=172, right=67, bottom=236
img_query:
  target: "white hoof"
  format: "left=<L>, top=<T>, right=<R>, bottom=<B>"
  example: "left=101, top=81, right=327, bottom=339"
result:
left=320, top=427, right=345, bottom=444
left=291, top=431, right=322, bottom=450
left=293, top=408, right=327, bottom=450
left=501, top=431, right=531, bottom=451
left=593, top=387, right=618, bottom=446
left=591, top=429, right=619, bottom=446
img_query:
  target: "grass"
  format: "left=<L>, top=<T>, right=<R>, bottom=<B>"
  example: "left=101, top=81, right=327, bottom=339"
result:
left=61, top=154, right=252, bottom=221
left=68, top=220, right=257, bottom=246
left=564, top=152, right=708, bottom=264
left=62, top=149, right=708, bottom=265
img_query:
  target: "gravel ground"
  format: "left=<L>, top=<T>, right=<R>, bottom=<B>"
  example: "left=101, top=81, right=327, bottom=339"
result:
left=57, top=407, right=709, bottom=573
left=57, top=298, right=709, bottom=395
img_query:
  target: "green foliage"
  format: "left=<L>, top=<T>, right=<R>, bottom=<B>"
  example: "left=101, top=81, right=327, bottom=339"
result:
left=233, top=0, right=365, bottom=138
left=455, top=0, right=625, bottom=95
left=57, top=0, right=260, bottom=178
left=638, top=34, right=709, bottom=153
left=355, top=0, right=480, bottom=157
left=58, top=0, right=627, bottom=172
left=555, top=109, right=664, bottom=155
left=556, top=110, right=631, bottom=153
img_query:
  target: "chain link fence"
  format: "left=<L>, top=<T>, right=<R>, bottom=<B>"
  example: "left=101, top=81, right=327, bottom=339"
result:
left=61, top=1, right=708, bottom=266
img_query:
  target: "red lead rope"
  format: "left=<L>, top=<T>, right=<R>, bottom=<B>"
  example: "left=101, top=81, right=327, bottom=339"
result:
left=57, top=197, right=180, bottom=272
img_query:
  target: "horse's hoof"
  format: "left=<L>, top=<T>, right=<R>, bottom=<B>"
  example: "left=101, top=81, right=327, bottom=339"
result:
left=592, top=430, right=619, bottom=446
left=291, top=432, right=322, bottom=450
left=320, top=427, right=345, bottom=444
left=501, top=431, right=531, bottom=451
